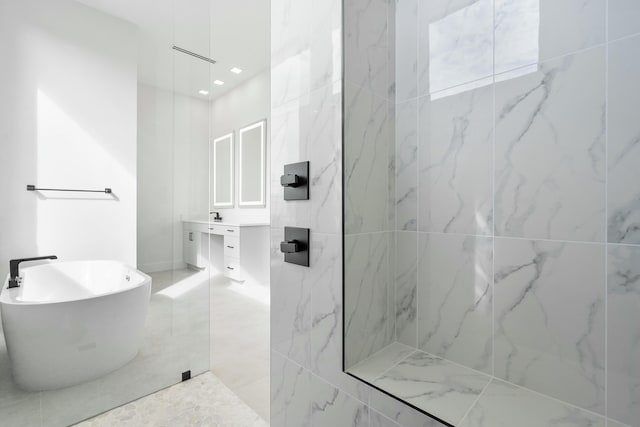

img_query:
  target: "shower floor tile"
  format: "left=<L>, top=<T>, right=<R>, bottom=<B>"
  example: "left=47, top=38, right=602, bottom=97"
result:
left=348, top=342, right=415, bottom=382
left=348, top=342, right=617, bottom=427
left=74, top=372, right=268, bottom=427
left=372, top=351, right=490, bottom=426
left=458, top=379, right=607, bottom=427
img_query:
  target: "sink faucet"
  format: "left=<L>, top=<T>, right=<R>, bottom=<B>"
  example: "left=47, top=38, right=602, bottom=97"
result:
left=8, top=255, right=58, bottom=288
left=210, top=211, right=222, bottom=222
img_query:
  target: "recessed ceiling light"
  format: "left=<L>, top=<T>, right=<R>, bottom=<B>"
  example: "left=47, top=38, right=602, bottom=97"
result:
left=230, top=67, right=243, bottom=74
left=198, top=89, right=209, bottom=95
left=214, top=80, right=225, bottom=86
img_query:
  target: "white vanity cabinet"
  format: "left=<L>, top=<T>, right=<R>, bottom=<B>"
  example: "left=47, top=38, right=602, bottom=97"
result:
left=183, top=222, right=205, bottom=268
left=183, top=221, right=269, bottom=283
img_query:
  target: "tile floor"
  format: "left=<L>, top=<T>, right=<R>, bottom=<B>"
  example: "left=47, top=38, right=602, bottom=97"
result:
left=0, top=267, right=269, bottom=426
left=75, top=372, right=268, bottom=427
left=75, top=272, right=271, bottom=427
left=210, top=276, right=270, bottom=421
left=348, top=342, right=631, bottom=427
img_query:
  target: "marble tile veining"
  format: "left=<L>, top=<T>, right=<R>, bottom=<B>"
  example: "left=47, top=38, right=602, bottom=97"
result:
left=607, top=245, right=640, bottom=426
left=271, top=351, right=312, bottom=427
left=458, top=379, right=606, bottom=427
left=494, top=46, right=606, bottom=242
left=344, top=232, right=393, bottom=368
left=418, top=85, right=493, bottom=235
left=270, top=83, right=342, bottom=235
left=388, top=104, right=397, bottom=233
left=394, top=232, right=417, bottom=347
left=310, top=233, right=371, bottom=402
left=373, top=351, right=490, bottom=426
left=369, top=386, right=448, bottom=427
left=395, top=0, right=418, bottom=103
left=269, top=0, right=398, bottom=419
left=418, top=233, right=493, bottom=374
left=495, top=0, right=605, bottom=71
left=344, top=82, right=392, bottom=235
left=351, top=341, right=627, bottom=427
left=275, top=0, right=640, bottom=426
left=607, top=35, right=640, bottom=245
left=387, top=0, right=396, bottom=103
left=493, top=0, right=540, bottom=76
left=370, top=408, right=402, bottom=427
left=418, top=0, right=493, bottom=97
left=273, top=230, right=357, bottom=375
left=395, top=100, right=418, bottom=232
left=493, top=238, right=606, bottom=414
left=271, top=228, right=312, bottom=368
left=344, top=0, right=390, bottom=99
left=348, top=342, right=415, bottom=383
left=311, top=377, right=369, bottom=427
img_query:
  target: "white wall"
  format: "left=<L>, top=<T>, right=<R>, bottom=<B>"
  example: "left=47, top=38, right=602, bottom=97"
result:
left=210, top=69, right=270, bottom=223
left=137, top=70, right=270, bottom=273
left=0, top=0, right=137, bottom=281
left=136, top=84, right=173, bottom=273
left=137, top=83, right=210, bottom=273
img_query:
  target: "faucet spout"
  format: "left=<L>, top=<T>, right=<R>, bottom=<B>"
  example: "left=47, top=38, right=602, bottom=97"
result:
left=8, top=255, right=58, bottom=288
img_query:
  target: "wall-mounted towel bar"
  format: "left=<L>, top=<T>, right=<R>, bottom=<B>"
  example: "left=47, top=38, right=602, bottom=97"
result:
left=26, top=185, right=112, bottom=194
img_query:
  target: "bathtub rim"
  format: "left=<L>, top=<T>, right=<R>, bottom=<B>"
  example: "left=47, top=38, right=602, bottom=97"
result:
left=0, top=260, right=151, bottom=306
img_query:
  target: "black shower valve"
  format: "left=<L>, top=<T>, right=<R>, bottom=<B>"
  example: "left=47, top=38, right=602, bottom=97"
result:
left=280, top=173, right=301, bottom=187
left=280, top=240, right=305, bottom=253
left=281, top=227, right=310, bottom=267
left=282, top=161, right=309, bottom=200
left=280, top=240, right=298, bottom=253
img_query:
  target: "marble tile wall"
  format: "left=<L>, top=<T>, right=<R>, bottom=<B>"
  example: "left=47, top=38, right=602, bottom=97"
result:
left=272, top=0, right=640, bottom=426
left=343, top=0, right=397, bottom=370
left=382, top=1, right=640, bottom=425
left=270, top=0, right=450, bottom=426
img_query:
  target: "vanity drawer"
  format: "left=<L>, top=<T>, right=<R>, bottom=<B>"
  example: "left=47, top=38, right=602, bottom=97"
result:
left=206, top=224, right=222, bottom=235
left=223, top=257, right=243, bottom=281
left=221, top=226, right=239, bottom=237
left=224, top=236, right=240, bottom=258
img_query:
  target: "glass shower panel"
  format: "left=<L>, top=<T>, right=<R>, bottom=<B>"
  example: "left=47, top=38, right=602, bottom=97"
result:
left=170, top=1, right=213, bottom=378
left=0, top=0, right=212, bottom=425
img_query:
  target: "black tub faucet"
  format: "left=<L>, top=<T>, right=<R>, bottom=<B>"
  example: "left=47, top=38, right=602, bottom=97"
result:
left=8, top=255, right=58, bottom=288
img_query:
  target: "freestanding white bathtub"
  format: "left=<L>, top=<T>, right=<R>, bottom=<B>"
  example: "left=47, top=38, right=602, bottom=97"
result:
left=0, top=260, right=151, bottom=391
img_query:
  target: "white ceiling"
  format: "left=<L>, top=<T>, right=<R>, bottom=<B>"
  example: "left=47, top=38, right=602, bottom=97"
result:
left=75, top=0, right=270, bottom=99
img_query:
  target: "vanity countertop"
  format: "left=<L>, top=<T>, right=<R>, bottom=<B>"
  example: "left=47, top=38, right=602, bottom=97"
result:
left=184, top=219, right=270, bottom=227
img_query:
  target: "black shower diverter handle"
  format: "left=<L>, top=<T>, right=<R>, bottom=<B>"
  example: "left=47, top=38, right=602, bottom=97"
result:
left=280, top=240, right=304, bottom=253
left=280, top=173, right=301, bottom=187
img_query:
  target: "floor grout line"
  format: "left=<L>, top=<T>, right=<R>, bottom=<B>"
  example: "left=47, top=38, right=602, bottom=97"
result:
left=457, top=378, right=494, bottom=425
left=367, top=349, right=418, bottom=384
